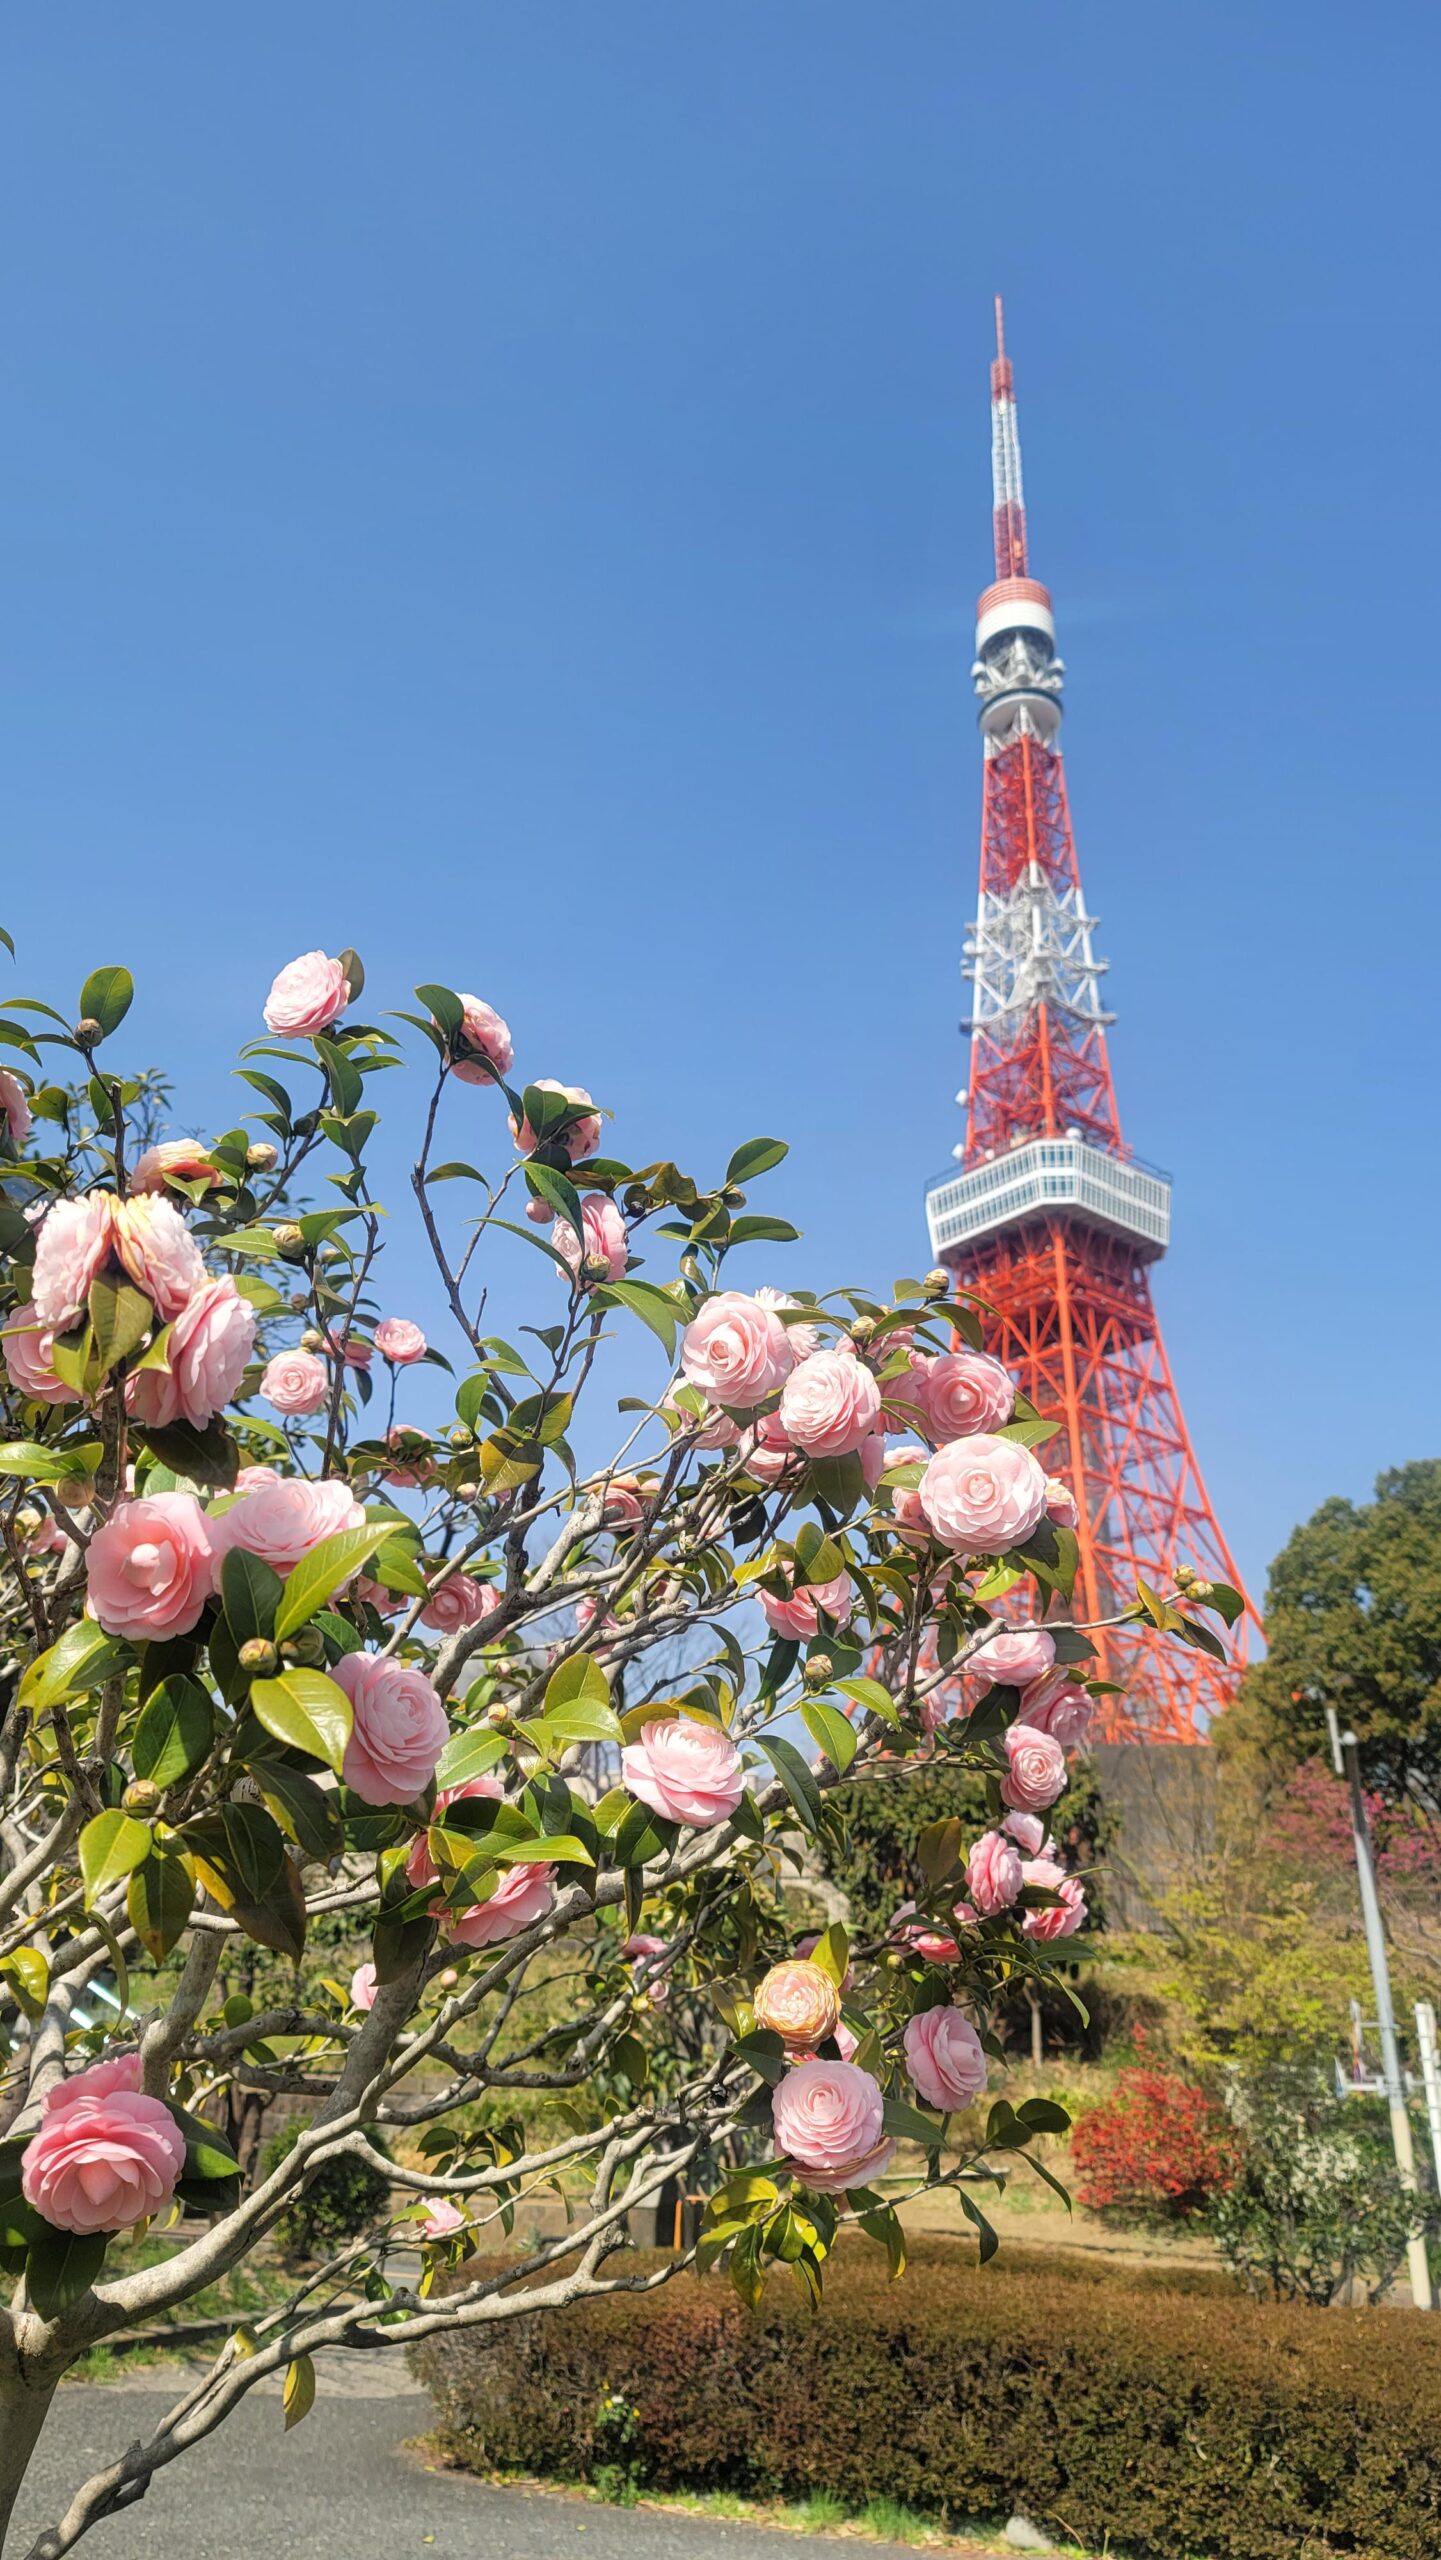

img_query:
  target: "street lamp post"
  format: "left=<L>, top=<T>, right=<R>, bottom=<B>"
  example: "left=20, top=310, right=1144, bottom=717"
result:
left=1325, top=1706, right=1433, bottom=2310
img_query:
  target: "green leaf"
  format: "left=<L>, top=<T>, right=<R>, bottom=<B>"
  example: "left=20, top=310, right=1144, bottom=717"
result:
left=808, top=1922, right=850, bottom=1988
left=369, top=1537, right=428, bottom=1599
left=25, top=2227, right=107, bottom=2318
left=434, top=1727, right=508, bottom=1790
left=249, top=1669, right=353, bottom=1773
left=724, top=1137, right=789, bottom=1185
left=209, top=1226, right=281, bottom=1259
left=756, top=1734, right=823, bottom=1833
left=87, top=1275, right=154, bottom=1374
left=19, top=1622, right=130, bottom=1711
left=128, top=1848, right=195, bottom=1962
left=220, top=1545, right=283, bottom=1645
left=415, top=982, right=465, bottom=1038
left=956, top=2188, right=1000, bottom=2262
left=130, top=1417, right=239, bottom=1488
left=993, top=1415, right=1063, bottom=1448
left=274, top=1525, right=388, bottom=1641
left=593, top=1278, right=684, bottom=1358
left=250, top=1760, right=345, bottom=1861
left=881, top=2094, right=946, bottom=2150
left=800, top=1699, right=858, bottom=1774
left=132, top=1677, right=215, bottom=1786
left=183, top=1802, right=287, bottom=1908
left=78, top=965, right=134, bottom=1037
left=726, top=1216, right=800, bottom=1247
left=612, top=1797, right=675, bottom=1869
left=0, top=1436, right=103, bottom=1484
left=1199, top=1579, right=1246, bottom=1628
left=523, top=1699, right=623, bottom=1750
left=283, top=2353, right=316, bottom=2431
left=834, top=1673, right=900, bottom=1727
left=492, top=1833, right=593, bottom=1867
left=78, top=1808, right=151, bottom=1906
left=523, top=1159, right=585, bottom=1244
left=1016, top=2096, right=1072, bottom=2135
left=0, top=1948, right=49, bottom=2022
left=544, top=1653, right=611, bottom=1716
left=167, top=2100, right=242, bottom=2190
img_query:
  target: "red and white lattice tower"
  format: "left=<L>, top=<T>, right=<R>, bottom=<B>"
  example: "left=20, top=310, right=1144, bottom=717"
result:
left=924, top=301, right=1254, bottom=1742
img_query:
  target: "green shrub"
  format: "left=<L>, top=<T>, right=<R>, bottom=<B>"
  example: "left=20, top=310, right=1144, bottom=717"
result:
left=412, top=2242, right=1441, bottom=2560
left=260, top=2120, right=391, bottom=2264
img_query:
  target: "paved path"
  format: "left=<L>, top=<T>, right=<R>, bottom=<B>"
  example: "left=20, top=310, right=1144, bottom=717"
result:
left=9, top=2385, right=1014, bottom=2559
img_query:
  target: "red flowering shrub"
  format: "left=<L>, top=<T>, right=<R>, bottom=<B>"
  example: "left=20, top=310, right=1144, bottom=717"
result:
left=1072, top=2067, right=1238, bottom=2223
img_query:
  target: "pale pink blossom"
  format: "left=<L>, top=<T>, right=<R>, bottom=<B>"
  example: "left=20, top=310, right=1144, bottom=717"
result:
left=354, top=1574, right=404, bottom=1616
left=405, top=1775, right=505, bottom=1890
left=771, top=2059, right=888, bottom=2192
left=620, top=1717, right=744, bottom=1828
left=740, top=1410, right=798, bottom=1485
left=660, top=1390, right=741, bottom=1451
left=419, top=1572, right=499, bottom=1635
left=419, top=2197, right=467, bottom=2241
left=1045, top=1477, right=1080, bottom=1530
left=759, top=1569, right=852, bottom=1642
left=86, top=1493, right=215, bottom=1639
left=349, top=1963, right=377, bottom=2012
left=1000, top=1721, right=1068, bottom=1813
left=374, top=1318, right=427, bottom=1365
left=234, top=1463, right=282, bottom=1494
left=127, top=1278, right=256, bottom=1430
left=129, top=1139, right=221, bottom=1196
left=324, top=1331, right=372, bottom=1371
left=1002, top=1810, right=1051, bottom=1856
left=552, top=1193, right=627, bottom=1287
left=45, top=2055, right=144, bottom=2113
left=754, top=1960, right=842, bottom=2053
left=263, top=950, right=351, bottom=1038
left=447, top=1863, right=555, bottom=1947
left=919, top=1434, right=1049, bottom=1556
left=965, top=1829, right=1024, bottom=1915
left=114, top=1195, right=207, bottom=1321
left=0, top=1070, right=31, bottom=1150
left=22, top=2087, right=184, bottom=2234
left=882, top=1444, right=932, bottom=1547
left=778, top=1350, right=881, bottom=1457
left=449, top=995, right=514, bottom=1082
left=903, top=2008, right=988, bottom=2113
left=508, top=1079, right=601, bottom=1161
left=2, top=1302, right=79, bottom=1406
left=383, top=1426, right=435, bottom=1489
left=890, top=1902, right=961, bottom=1965
left=258, top=1348, right=329, bottom=1416
left=32, top=1194, right=118, bottom=1331
left=1018, top=1671, right=1094, bottom=1751
left=879, top=1352, right=933, bottom=1438
left=680, top=1292, right=794, bottom=1411
left=333, top=1653, right=449, bottom=1806
left=969, top=1626, right=1056, bottom=1690
left=923, top=1349, right=1014, bottom=1443
left=1021, top=1857, right=1088, bottom=1940
left=752, top=1287, right=819, bottom=1361
left=601, top=1475, right=647, bottom=1529
left=213, top=1475, right=366, bottom=1578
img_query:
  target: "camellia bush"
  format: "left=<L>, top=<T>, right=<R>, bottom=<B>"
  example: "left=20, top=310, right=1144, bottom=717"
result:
left=0, top=938, right=1241, bottom=2555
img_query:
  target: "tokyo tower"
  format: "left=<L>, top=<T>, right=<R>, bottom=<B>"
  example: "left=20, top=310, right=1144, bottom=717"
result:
left=924, top=302, right=1252, bottom=1742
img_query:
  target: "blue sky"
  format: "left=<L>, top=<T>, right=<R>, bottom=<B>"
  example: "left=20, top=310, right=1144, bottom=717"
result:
left=1, top=3, right=1437, bottom=1603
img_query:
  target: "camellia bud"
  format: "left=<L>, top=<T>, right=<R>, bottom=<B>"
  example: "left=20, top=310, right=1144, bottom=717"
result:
left=438, top=1967, right=461, bottom=1992
left=484, top=1703, right=510, bottom=1729
left=300, top=1329, right=325, bottom=1352
left=1173, top=1564, right=1196, bottom=1590
left=122, top=1778, right=162, bottom=1814
left=238, top=1637, right=279, bottom=1677
left=1189, top=1578, right=1214, bottom=1601
left=803, top=1653, right=834, bottom=1689
left=456, top=1480, right=480, bottom=1502
left=246, top=1142, right=278, bottom=1171
left=448, top=1426, right=474, bottom=1451
left=281, top=1627, right=327, bottom=1669
left=73, top=1017, right=103, bottom=1049
left=753, top=1959, right=841, bottom=2054
left=849, top=1316, right=875, bottom=1347
left=274, top=1223, right=306, bottom=1260
left=923, top=1268, right=950, bottom=1298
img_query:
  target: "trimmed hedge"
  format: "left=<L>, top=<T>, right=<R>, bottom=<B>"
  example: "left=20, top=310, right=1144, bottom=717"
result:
left=412, top=2242, right=1441, bottom=2560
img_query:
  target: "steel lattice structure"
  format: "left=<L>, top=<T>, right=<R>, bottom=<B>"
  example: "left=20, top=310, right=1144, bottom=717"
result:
left=924, top=303, right=1254, bottom=1742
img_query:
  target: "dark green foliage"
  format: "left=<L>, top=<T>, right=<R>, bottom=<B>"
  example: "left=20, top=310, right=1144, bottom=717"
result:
left=1227, top=1462, right=1441, bottom=1798
left=414, top=2243, right=1441, bottom=2560
left=261, top=2119, right=391, bottom=2264
left=1209, top=2070, right=1435, bottom=2306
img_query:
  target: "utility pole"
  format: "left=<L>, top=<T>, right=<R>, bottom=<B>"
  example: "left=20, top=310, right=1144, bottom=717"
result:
left=1414, top=2001, right=1441, bottom=2201
left=1326, top=1706, right=1434, bottom=2309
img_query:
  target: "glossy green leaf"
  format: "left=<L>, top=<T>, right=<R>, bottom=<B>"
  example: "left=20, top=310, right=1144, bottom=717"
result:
left=220, top=1545, right=282, bottom=1645
left=800, top=1699, right=858, bottom=1774
left=18, top=1621, right=130, bottom=1712
left=128, top=1848, right=195, bottom=1962
left=249, top=1669, right=352, bottom=1773
left=87, top=1275, right=153, bottom=1374
left=78, top=1808, right=151, bottom=1906
left=274, top=1525, right=388, bottom=1640
left=724, top=1137, right=789, bottom=1185
left=77, top=965, right=134, bottom=1037
left=132, top=1676, right=215, bottom=1787
left=25, top=2227, right=107, bottom=2318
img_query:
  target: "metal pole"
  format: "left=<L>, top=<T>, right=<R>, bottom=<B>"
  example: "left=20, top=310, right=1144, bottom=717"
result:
left=1326, top=1706, right=1434, bottom=2308
left=1415, top=2001, right=1441, bottom=2201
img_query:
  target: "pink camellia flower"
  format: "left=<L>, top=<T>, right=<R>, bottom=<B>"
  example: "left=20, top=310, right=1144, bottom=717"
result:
left=754, top=1960, right=842, bottom=2053
left=600, top=1474, right=647, bottom=1530
left=2, top=1302, right=79, bottom=1406
left=620, top=1717, right=744, bottom=1828
left=0, top=1069, right=32, bottom=1150
left=680, top=1292, right=794, bottom=1411
left=32, top=1194, right=119, bottom=1331
left=349, top=1963, right=378, bottom=2012
left=879, top=1352, right=933, bottom=1438
left=419, top=2197, right=467, bottom=2241
left=1001, top=1721, right=1068, bottom=1814
left=881, top=1444, right=933, bottom=1548
left=1020, top=1857, right=1088, bottom=1941
left=114, top=1195, right=207, bottom=1321
left=759, top=1569, right=852, bottom=1643
left=447, top=1862, right=555, bottom=1948
left=772, top=2058, right=890, bottom=2193
left=263, top=950, right=351, bottom=1038
left=212, top=1475, right=366, bottom=1578
left=922, top=1349, right=1015, bottom=1444
left=552, top=1193, right=627, bottom=1288
left=969, top=1626, right=1056, bottom=1691
left=259, top=1348, right=329, bottom=1416
left=1002, top=1810, right=1051, bottom=1856
left=129, top=1139, right=221, bottom=1197
left=778, top=1349, right=881, bottom=1458
left=127, top=1277, right=256, bottom=1431
left=45, top=2054, right=144, bottom=2113
left=660, top=1390, right=741, bottom=1451
left=234, top=1462, right=281, bottom=1494
left=833, top=2020, right=860, bottom=2064
left=903, top=2008, right=989, bottom=2114
left=324, top=1330, right=372, bottom=1371
left=740, top=1410, right=798, bottom=1487
left=333, top=1652, right=450, bottom=1806
left=86, top=1493, right=215, bottom=1639
left=752, top=1287, right=819, bottom=1361
left=919, top=1433, right=1049, bottom=1556
left=1018, top=1671, right=1094, bottom=1751
left=449, top=995, right=514, bottom=1083
left=383, top=1425, right=435, bottom=1489
left=22, top=2086, right=185, bottom=2235
left=890, top=1902, right=961, bottom=1965
left=419, top=1571, right=499, bottom=1636
left=1045, top=1477, right=1080, bottom=1530
left=374, top=1318, right=427, bottom=1365
left=405, top=1774, right=504, bottom=1890
left=508, top=1079, right=601, bottom=1162
left=965, top=1829, right=1024, bottom=1916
